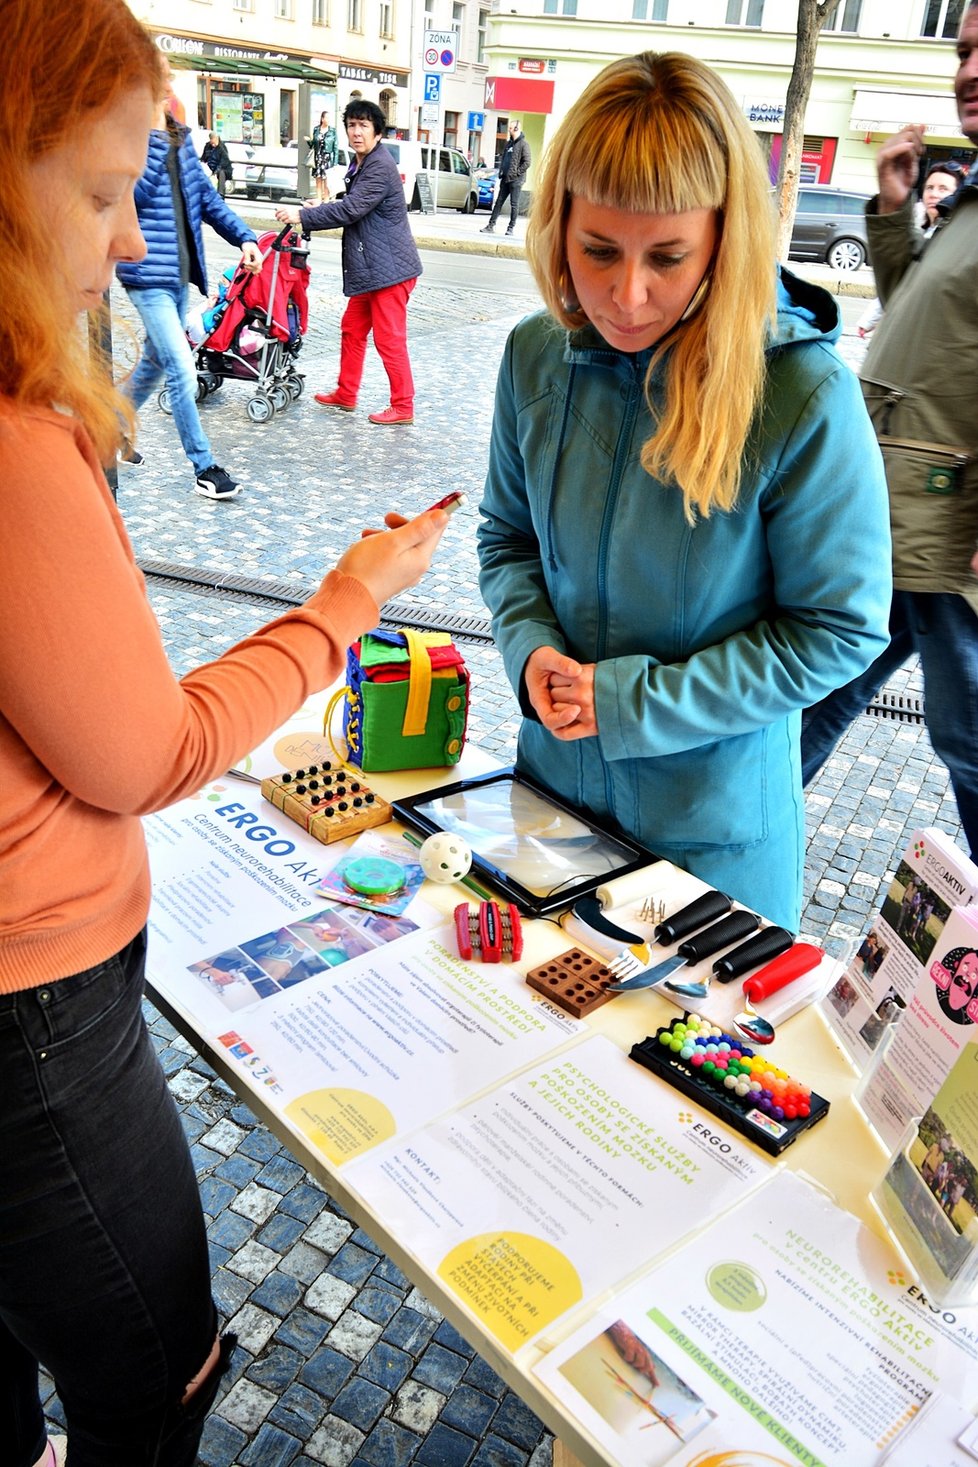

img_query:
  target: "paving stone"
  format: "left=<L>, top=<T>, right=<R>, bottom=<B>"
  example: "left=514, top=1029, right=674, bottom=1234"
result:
left=413, top=1423, right=477, bottom=1467
left=306, top=1414, right=367, bottom=1467
left=280, top=1181, right=330, bottom=1221
left=331, top=1375, right=391, bottom=1431
left=299, top=1344, right=357, bottom=1398
left=391, top=1380, right=446, bottom=1435
left=216, top=1153, right=263, bottom=1188
left=198, top=1413, right=249, bottom=1467
left=202, top=1118, right=250, bottom=1155
left=412, top=1342, right=469, bottom=1395
left=240, top=1127, right=286, bottom=1163
left=210, top=1209, right=258, bottom=1251
left=490, top=1393, right=545, bottom=1451
left=305, top=1211, right=355, bottom=1255
left=258, top=1213, right=310, bottom=1254
left=274, top=1306, right=333, bottom=1356
left=232, top=1181, right=284, bottom=1224
left=217, top=1377, right=277, bottom=1433
left=469, top=1435, right=530, bottom=1467
left=229, top=1238, right=282, bottom=1285
left=307, top=1271, right=359, bottom=1321
left=268, top=1380, right=330, bottom=1438
left=229, top=1303, right=281, bottom=1355
left=440, top=1384, right=498, bottom=1438
left=354, top=1284, right=404, bottom=1327
left=330, top=1242, right=382, bottom=1288
left=239, top=1422, right=305, bottom=1464
left=382, top=1308, right=438, bottom=1356
left=281, top=1240, right=332, bottom=1285
left=355, top=1418, right=421, bottom=1467
left=328, top=1309, right=385, bottom=1362
left=247, top=1344, right=304, bottom=1393
left=253, top=1269, right=308, bottom=1316
left=212, top=1266, right=254, bottom=1318
left=360, top=1340, right=413, bottom=1393
left=200, top=1176, right=239, bottom=1217
left=433, top=1320, right=476, bottom=1358
left=258, top=1153, right=309, bottom=1193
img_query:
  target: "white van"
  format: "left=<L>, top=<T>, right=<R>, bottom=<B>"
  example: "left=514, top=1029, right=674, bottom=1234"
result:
left=380, top=140, right=478, bottom=213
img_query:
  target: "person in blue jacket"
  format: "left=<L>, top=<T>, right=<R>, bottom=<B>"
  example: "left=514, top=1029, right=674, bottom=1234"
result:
left=117, top=86, right=261, bottom=499
left=275, top=99, right=421, bottom=425
left=477, top=51, right=893, bottom=931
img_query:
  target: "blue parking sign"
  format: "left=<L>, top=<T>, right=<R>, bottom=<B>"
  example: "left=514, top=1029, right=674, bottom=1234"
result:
left=424, top=74, right=441, bottom=104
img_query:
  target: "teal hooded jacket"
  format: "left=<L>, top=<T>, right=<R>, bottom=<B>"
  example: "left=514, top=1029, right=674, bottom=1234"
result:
left=477, top=267, right=892, bottom=929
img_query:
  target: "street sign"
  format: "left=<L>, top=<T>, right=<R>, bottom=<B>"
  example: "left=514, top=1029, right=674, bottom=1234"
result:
left=423, top=74, right=441, bottom=104
left=423, top=29, right=457, bottom=73
left=467, top=111, right=485, bottom=131
left=421, top=103, right=439, bottom=127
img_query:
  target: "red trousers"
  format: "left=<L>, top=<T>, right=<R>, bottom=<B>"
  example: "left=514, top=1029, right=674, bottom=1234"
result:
left=335, top=278, right=416, bottom=413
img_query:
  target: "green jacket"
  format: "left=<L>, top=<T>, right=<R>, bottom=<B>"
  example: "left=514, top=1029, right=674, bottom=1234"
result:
left=861, top=181, right=978, bottom=610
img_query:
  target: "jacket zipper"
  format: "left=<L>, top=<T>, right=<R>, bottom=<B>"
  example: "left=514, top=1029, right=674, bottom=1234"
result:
left=595, top=364, right=643, bottom=664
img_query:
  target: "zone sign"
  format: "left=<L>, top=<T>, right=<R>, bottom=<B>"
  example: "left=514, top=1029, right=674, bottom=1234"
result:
left=423, top=29, right=457, bottom=72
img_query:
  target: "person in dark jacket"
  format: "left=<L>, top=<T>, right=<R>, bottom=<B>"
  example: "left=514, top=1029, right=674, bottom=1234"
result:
left=481, top=119, right=531, bottom=236
left=117, top=92, right=260, bottom=499
left=200, top=131, right=232, bottom=198
left=277, top=99, right=421, bottom=424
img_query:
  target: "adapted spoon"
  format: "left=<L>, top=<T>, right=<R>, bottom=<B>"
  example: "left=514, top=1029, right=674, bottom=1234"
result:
left=732, top=942, right=826, bottom=1044
left=665, top=922, right=792, bottom=999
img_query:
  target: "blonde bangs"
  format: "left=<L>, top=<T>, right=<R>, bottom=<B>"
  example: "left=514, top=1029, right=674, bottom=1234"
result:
left=559, top=103, right=727, bottom=219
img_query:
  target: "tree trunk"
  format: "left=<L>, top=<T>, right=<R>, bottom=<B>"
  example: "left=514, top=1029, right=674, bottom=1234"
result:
left=775, top=0, right=842, bottom=262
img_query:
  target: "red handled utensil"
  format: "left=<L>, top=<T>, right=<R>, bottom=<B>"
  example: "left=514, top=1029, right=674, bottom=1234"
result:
left=733, top=942, right=825, bottom=1045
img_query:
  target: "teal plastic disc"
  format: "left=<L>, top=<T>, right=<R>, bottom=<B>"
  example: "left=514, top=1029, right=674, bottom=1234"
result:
left=343, top=857, right=405, bottom=897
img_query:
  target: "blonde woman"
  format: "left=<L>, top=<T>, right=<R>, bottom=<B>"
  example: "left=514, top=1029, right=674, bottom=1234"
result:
left=477, top=51, right=892, bottom=928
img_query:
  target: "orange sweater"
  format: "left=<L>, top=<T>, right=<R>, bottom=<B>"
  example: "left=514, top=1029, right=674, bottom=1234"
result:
left=0, top=400, right=378, bottom=993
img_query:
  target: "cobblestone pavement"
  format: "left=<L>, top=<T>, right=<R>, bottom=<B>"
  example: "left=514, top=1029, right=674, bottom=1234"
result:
left=43, top=242, right=964, bottom=1464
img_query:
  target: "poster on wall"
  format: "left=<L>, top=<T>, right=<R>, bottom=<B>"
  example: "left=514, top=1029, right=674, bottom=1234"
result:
left=213, top=90, right=265, bottom=145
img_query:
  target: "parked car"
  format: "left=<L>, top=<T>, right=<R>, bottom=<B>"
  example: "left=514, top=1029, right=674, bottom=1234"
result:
left=787, top=185, right=872, bottom=271
left=223, top=140, right=352, bottom=204
left=475, top=167, right=499, bottom=211
left=380, top=140, right=479, bottom=213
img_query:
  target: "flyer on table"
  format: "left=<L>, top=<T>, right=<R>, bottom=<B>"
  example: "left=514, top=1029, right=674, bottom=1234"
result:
left=820, top=828, right=978, bottom=1080
left=533, top=1170, right=978, bottom=1467
left=345, top=1035, right=771, bottom=1352
left=144, top=780, right=578, bottom=1163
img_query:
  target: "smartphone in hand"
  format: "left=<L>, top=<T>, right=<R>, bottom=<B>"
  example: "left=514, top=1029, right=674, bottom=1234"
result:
left=428, top=491, right=467, bottom=515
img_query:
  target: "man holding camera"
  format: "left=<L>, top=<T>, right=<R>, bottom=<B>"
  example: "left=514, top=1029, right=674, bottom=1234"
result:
left=801, top=1, right=978, bottom=859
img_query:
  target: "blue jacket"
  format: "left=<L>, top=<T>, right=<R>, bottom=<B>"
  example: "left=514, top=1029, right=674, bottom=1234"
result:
left=477, top=268, right=892, bottom=929
left=116, top=124, right=256, bottom=296
left=299, top=143, right=421, bottom=297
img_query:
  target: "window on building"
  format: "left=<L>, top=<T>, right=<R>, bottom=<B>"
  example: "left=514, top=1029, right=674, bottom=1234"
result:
left=445, top=110, right=460, bottom=147
left=347, top=0, right=362, bottom=28
left=543, top=0, right=577, bottom=13
left=631, top=0, right=668, bottom=16
left=312, top=0, right=328, bottom=21
left=823, top=0, right=861, bottom=29
left=453, top=1, right=464, bottom=25
left=921, top=0, right=964, bottom=36
left=379, top=88, right=396, bottom=127
left=274, top=0, right=293, bottom=16
left=725, top=0, right=764, bottom=22
left=379, top=0, right=393, bottom=35
left=232, top=0, right=254, bottom=12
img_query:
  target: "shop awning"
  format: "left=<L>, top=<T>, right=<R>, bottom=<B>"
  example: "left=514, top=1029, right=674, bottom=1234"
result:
left=850, top=87, right=962, bottom=136
left=171, top=54, right=335, bottom=83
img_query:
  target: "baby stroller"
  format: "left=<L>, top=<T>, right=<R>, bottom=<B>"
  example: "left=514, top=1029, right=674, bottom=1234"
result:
left=183, top=225, right=310, bottom=424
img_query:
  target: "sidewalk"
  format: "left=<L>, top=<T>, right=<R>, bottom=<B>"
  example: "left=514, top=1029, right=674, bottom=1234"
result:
left=49, top=236, right=959, bottom=1467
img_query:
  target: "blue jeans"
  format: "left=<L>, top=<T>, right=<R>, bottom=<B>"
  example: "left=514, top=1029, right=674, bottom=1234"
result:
left=125, top=286, right=213, bottom=475
left=0, top=932, right=229, bottom=1466
left=801, top=590, right=978, bottom=860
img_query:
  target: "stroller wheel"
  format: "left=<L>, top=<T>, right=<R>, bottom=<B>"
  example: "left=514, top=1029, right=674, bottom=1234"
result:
left=270, top=383, right=291, bottom=413
left=158, top=388, right=172, bottom=416
left=247, top=393, right=275, bottom=424
left=194, top=377, right=208, bottom=403
left=286, top=374, right=305, bottom=401
left=202, top=373, right=222, bottom=395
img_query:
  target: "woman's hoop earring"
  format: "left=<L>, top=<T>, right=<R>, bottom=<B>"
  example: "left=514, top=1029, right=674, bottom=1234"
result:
left=678, top=270, right=712, bottom=323
left=559, top=269, right=580, bottom=315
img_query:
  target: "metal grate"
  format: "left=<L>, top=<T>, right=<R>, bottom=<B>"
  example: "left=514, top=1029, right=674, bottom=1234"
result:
left=866, top=690, right=925, bottom=725
left=138, top=561, right=496, bottom=643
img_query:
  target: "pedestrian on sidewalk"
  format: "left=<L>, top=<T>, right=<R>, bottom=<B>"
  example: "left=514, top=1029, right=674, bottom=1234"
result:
left=276, top=99, right=421, bottom=425
left=0, top=8, right=450, bottom=1464
left=481, top=119, right=531, bottom=236
left=478, top=50, right=891, bottom=929
left=118, top=74, right=261, bottom=500
left=200, top=131, right=233, bottom=199
left=801, top=5, right=978, bottom=862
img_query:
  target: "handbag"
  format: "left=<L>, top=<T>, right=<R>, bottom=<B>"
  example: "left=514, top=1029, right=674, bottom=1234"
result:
left=328, top=627, right=469, bottom=772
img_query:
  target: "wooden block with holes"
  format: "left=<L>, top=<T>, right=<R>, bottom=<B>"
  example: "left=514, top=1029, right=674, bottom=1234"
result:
left=524, top=947, right=620, bottom=1017
left=261, top=764, right=391, bottom=845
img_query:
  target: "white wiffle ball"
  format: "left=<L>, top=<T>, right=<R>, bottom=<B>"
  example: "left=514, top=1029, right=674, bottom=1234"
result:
left=419, top=832, right=473, bottom=884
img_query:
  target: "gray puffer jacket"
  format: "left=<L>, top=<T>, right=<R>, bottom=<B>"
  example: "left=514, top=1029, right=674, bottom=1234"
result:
left=298, top=144, right=422, bottom=297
